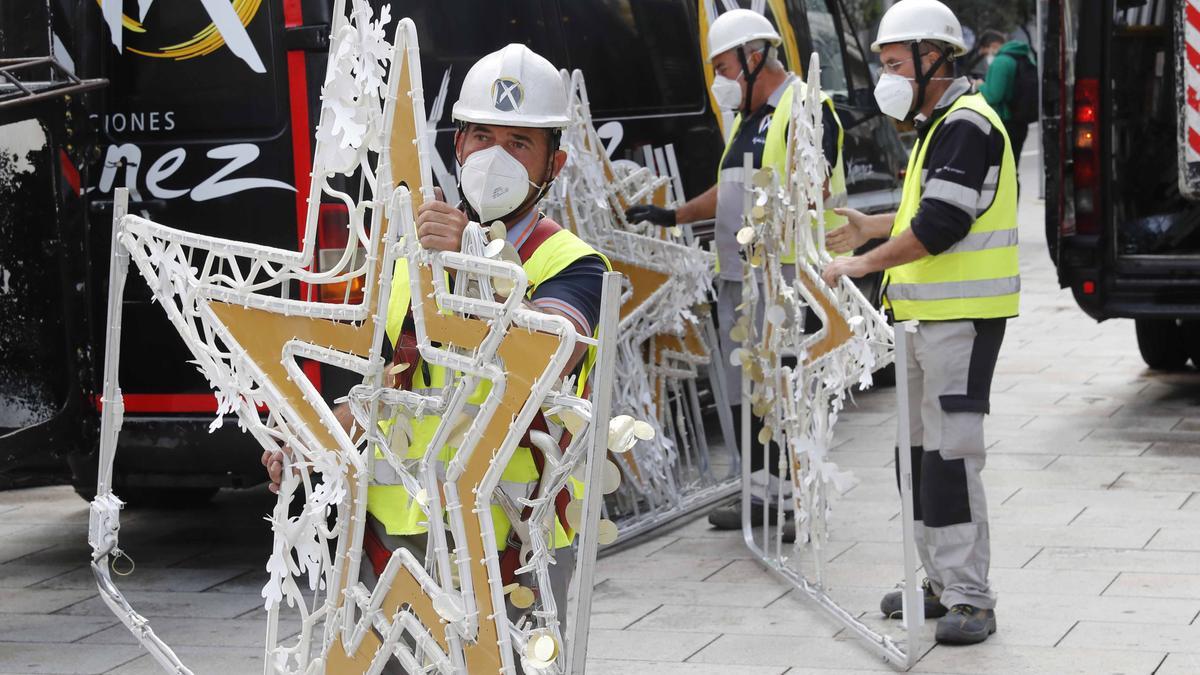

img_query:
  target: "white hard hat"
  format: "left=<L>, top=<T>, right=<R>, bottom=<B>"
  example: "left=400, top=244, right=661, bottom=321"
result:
left=452, top=44, right=570, bottom=129
left=707, top=9, right=782, bottom=60
left=871, top=0, right=968, bottom=57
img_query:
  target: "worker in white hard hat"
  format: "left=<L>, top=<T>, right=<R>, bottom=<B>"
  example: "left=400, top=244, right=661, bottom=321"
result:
left=821, top=0, right=1019, bottom=645
left=624, top=8, right=849, bottom=541
left=263, top=44, right=609, bottom=666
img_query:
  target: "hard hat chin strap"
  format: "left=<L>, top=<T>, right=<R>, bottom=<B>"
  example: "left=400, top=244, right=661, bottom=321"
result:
left=909, top=41, right=951, bottom=119
left=735, top=44, right=771, bottom=116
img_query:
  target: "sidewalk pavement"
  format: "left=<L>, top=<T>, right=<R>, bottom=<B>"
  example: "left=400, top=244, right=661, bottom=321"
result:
left=2, top=149, right=1199, bottom=674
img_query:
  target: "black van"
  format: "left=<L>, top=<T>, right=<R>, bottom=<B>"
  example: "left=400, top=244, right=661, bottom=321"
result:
left=1043, top=0, right=1200, bottom=369
left=0, top=0, right=905, bottom=499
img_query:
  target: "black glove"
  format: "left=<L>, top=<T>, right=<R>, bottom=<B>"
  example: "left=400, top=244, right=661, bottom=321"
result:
left=624, top=204, right=677, bottom=227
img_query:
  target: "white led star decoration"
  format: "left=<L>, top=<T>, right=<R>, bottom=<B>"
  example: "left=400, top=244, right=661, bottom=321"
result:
left=88, top=4, right=623, bottom=673
left=731, top=54, right=923, bottom=669
left=543, top=70, right=742, bottom=542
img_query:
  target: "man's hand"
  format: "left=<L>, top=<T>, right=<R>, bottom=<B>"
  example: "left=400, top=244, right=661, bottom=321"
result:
left=624, top=204, right=676, bottom=227
left=821, top=255, right=872, bottom=287
left=416, top=198, right=469, bottom=252
left=826, top=208, right=873, bottom=254
left=261, top=447, right=292, bottom=494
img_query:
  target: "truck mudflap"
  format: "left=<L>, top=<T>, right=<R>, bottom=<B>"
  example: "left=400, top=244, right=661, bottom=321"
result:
left=1180, top=0, right=1200, bottom=199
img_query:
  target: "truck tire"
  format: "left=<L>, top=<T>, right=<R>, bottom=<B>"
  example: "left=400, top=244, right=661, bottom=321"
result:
left=1135, top=319, right=1189, bottom=370
left=1183, top=321, right=1200, bottom=368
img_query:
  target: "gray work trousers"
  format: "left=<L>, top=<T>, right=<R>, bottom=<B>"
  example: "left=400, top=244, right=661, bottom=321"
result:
left=359, top=515, right=576, bottom=673
left=897, top=318, right=1006, bottom=610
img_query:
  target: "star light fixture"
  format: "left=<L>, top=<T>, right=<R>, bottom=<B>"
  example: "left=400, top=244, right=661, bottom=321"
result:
left=543, top=70, right=743, bottom=542
left=88, top=4, right=623, bottom=673
left=730, top=53, right=923, bottom=670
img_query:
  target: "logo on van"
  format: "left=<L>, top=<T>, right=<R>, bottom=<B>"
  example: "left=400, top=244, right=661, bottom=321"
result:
left=98, top=0, right=267, bottom=74
left=492, top=78, right=524, bottom=112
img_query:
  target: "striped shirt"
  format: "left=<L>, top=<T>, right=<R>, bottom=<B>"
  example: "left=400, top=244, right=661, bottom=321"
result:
left=909, top=77, right=1009, bottom=255
left=505, top=208, right=605, bottom=336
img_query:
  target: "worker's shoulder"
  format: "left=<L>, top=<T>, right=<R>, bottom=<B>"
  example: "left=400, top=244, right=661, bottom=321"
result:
left=519, top=215, right=597, bottom=262
left=941, top=103, right=995, bottom=137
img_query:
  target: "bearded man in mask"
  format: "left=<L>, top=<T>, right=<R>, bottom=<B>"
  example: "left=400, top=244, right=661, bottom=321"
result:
left=262, top=44, right=607, bottom=656
left=822, top=0, right=1019, bottom=646
left=624, top=9, right=848, bottom=540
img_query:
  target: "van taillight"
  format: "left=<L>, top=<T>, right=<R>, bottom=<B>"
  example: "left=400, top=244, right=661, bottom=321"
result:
left=315, top=203, right=365, bottom=304
left=1072, top=78, right=1101, bottom=236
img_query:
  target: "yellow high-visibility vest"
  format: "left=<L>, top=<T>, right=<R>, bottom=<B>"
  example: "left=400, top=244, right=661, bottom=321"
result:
left=371, top=223, right=608, bottom=549
left=883, top=93, right=1020, bottom=321
left=718, top=80, right=849, bottom=265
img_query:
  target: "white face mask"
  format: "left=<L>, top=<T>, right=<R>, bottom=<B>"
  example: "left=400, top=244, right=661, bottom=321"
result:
left=985, top=54, right=996, bottom=66
left=710, top=74, right=744, bottom=111
left=874, top=72, right=915, bottom=121
left=458, top=145, right=539, bottom=223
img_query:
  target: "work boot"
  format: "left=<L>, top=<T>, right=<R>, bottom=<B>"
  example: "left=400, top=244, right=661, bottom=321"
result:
left=879, top=579, right=948, bottom=619
left=935, top=604, right=997, bottom=645
left=707, top=499, right=788, bottom=530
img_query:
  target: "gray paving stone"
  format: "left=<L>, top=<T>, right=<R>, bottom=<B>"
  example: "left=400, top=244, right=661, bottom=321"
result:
left=1156, top=652, right=1200, bottom=675
left=58, top=591, right=263, bottom=620
left=686, top=633, right=896, bottom=671
left=990, top=568, right=1118, bottom=596
left=586, top=661, right=787, bottom=675
left=0, top=565, right=81, bottom=590
left=586, top=628, right=718, bottom=662
left=988, top=437, right=1149, bottom=456
left=1111, top=473, right=1200, bottom=493
left=916, top=644, right=1164, bottom=674
left=1146, top=527, right=1200, bottom=551
left=591, top=578, right=787, bottom=609
left=1052, top=455, right=1200, bottom=476
left=0, top=589, right=94, bottom=615
left=1072, top=507, right=1200, bottom=529
left=988, top=503, right=1084, bottom=526
left=1002, top=487, right=1190, bottom=511
left=629, top=603, right=841, bottom=638
left=35, top=567, right=247, bottom=594
left=983, top=468, right=1124, bottom=491
left=1025, top=547, right=1200, bottom=574
left=0, top=614, right=116, bottom=643
left=1059, top=620, right=1200, bottom=654
left=998, top=592, right=1200, bottom=625
left=0, top=643, right=141, bottom=674
left=991, top=523, right=1156, bottom=550
left=104, top=646, right=262, bottom=674
left=79, top=618, right=285, bottom=649
left=1104, top=572, right=1200, bottom=600
left=0, top=541, right=55, bottom=566
left=832, top=541, right=1042, bottom=569
left=595, top=556, right=730, bottom=582
left=586, top=597, right=661, bottom=630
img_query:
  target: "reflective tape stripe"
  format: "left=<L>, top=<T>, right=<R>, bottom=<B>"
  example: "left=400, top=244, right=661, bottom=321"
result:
left=924, top=178, right=980, bottom=214
left=944, top=227, right=1019, bottom=254
left=887, top=275, right=1021, bottom=301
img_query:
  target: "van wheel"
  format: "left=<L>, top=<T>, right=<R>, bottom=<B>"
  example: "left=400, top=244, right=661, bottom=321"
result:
left=1134, top=319, right=1188, bottom=370
left=1183, top=321, right=1200, bottom=368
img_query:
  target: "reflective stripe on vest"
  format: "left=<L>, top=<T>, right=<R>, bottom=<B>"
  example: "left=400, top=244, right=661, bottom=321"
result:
left=372, top=222, right=609, bottom=548
left=883, top=93, right=1020, bottom=321
left=717, top=80, right=849, bottom=266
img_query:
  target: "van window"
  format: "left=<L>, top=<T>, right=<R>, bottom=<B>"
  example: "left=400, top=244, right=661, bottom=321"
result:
left=803, top=0, right=850, bottom=97
left=553, top=0, right=706, bottom=117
